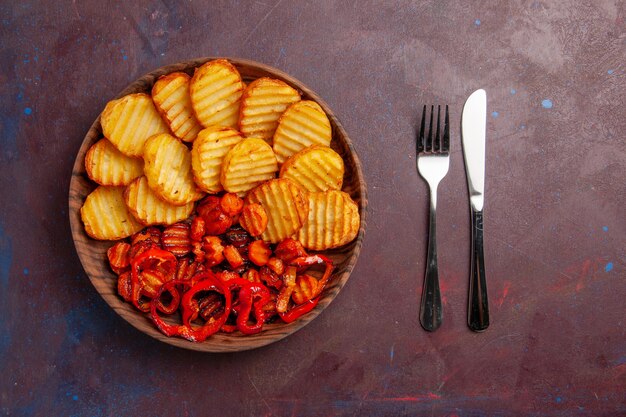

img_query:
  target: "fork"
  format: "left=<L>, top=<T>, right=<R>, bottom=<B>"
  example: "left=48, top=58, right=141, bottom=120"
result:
left=416, top=105, right=450, bottom=332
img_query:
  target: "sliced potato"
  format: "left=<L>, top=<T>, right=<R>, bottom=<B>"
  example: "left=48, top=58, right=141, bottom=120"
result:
left=80, top=186, right=144, bottom=240
left=245, top=178, right=308, bottom=244
left=191, top=126, right=244, bottom=193
left=221, top=137, right=278, bottom=195
left=143, top=133, right=204, bottom=205
left=238, top=77, right=301, bottom=143
left=85, top=138, right=144, bottom=186
left=101, top=93, right=169, bottom=157
left=152, top=72, right=202, bottom=142
left=189, top=59, right=244, bottom=129
left=279, top=145, right=344, bottom=192
left=296, top=190, right=360, bottom=250
left=124, top=176, right=194, bottom=225
left=272, top=100, right=332, bottom=163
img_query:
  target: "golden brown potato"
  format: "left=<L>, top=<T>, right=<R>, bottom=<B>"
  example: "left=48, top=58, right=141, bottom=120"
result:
left=220, top=137, right=278, bottom=196
left=85, top=138, right=144, bottom=186
left=279, top=145, right=344, bottom=192
left=124, top=176, right=194, bottom=225
left=152, top=72, right=203, bottom=142
left=245, top=178, right=309, bottom=243
left=296, top=190, right=360, bottom=250
left=191, top=126, right=244, bottom=193
left=81, top=186, right=144, bottom=240
left=189, top=59, right=244, bottom=129
left=238, top=77, right=301, bottom=143
left=101, top=93, right=169, bottom=157
left=272, top=100, right=332, bottom=163
left=143, top=133, right=204, bottom=205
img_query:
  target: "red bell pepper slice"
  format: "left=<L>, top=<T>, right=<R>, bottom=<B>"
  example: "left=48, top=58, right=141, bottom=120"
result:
left=289, top=255, right=334, bottom=299
left=276, top=255, right=334, bottom=322
left=236, top=282, right=271, bottom=335
left=130, top=248, right=177, bottom=311
left=150, top=276, right=232, bottom=342
left=279, top=297, right=320, bottom=323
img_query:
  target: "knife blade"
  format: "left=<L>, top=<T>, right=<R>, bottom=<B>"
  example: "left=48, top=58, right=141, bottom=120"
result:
left=461, top=89, right=489, bottom=332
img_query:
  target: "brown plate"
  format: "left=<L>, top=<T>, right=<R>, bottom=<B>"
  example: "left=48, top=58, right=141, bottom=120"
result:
left=68, top=57, right=367, bottom=352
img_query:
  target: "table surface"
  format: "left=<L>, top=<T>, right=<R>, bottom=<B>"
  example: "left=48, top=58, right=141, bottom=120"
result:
left=1, top=1, right=624, bottom=416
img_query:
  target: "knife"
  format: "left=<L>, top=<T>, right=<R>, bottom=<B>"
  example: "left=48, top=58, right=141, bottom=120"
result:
left=461, top=89, right=489, bottom=332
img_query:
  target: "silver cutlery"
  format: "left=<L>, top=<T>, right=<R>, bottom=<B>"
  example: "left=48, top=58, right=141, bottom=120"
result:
left=461, top=89, right=489, bottom=332
left=416, top=105, right=450, bottom=332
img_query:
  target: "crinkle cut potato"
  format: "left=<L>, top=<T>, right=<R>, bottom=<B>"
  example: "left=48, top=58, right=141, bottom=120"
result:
left=220, top=137, right=278, bottom=196
left=189, top=59, right=245, bottom=129
left=124, top=176, right=194, bottom=225
left=238, top=77, right=301, bottom=143
left=272, top=100, right=332, bottom=163
left=81, top=186, right=144, bottom=240
left=245, top=178, right=309, bottom=244
left=297, top=190, right=360, bottom=250
left=279, top=144, right=344, bottom=193
left=85, top=138, right=144, bottom=186
left=152, top=72, right=203, bottom=142
left=101, top=93, right=169, bottom=157
left=143, top=133, right=204, bottom=206
left=191, top=126, right=244, bottom=193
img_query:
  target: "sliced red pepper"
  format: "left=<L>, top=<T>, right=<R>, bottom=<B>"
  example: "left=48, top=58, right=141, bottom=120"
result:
left=150, top=280, right=192, bottom=338
left=236, top=282, right=271, bottom=335
left=276, top=266, right=297, bottom=313
left=289, top=255, right=334, bottom=299
left=289, top=254, right=332, bottom=268
left=130, top=248, right=177, bottom=312
left=180, top=274, right=232, bottom=341
left=259, top=265, right=282, bottom=290
left=181, top=271, right=220, bottom=320
left=279, top=297, right=320, bottom=323
left=276, top=255, right=333, bottom=322
left=220, top=323, right=237, bottom=333
left=151, top=275, right=232, bottom=342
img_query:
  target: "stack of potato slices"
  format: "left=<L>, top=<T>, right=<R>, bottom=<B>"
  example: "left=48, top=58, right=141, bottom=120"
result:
left=81, top=59, right=359, bottom=250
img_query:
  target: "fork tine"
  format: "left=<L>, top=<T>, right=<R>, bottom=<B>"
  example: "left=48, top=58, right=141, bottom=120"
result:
left=427, top=105, right=434, bottom=152
left=417, top=104, right=426, bottom=153
left=435, top=105, right=441, bottom=152
left=443, top=104, right=450, bottom=152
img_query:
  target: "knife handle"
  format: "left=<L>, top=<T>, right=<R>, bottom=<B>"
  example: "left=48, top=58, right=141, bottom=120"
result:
left=468, top=209, right=489, bottom=331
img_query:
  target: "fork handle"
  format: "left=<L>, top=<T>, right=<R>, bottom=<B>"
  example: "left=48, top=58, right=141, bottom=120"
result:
left=420, top=195, right=442, bottom=332
left=468, top=209, right=489, bottom=331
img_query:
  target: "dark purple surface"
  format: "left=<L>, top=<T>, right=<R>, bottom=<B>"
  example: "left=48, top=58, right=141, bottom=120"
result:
left=1, top=1, right=624, bottom=416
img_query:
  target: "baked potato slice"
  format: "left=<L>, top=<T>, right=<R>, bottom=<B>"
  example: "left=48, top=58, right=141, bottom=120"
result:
left=143, top=133, right=204, bottom=205
left=220, top=137, right=278, bottom=196
left=191, top=126, right=244, bottom=193
left=101, top=93, right=169, bottom=157
left=245, top=178, right=308, bottom=244
left=124, top=176, right=194, bottom=225
left=238, top=77, right=301, bottom=143
left=272, top=100, right=331, bottom=163
left=279, top=144, right=344, bottom=192
left=85, top=138, right=143, bottom=186
left=152, top=72, right=202, bottom=142
left=189, top=59, right=244, bottom=129
left=81, top=186, right=144, bottom=240
left=296, top=190, right=359, bottom=250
